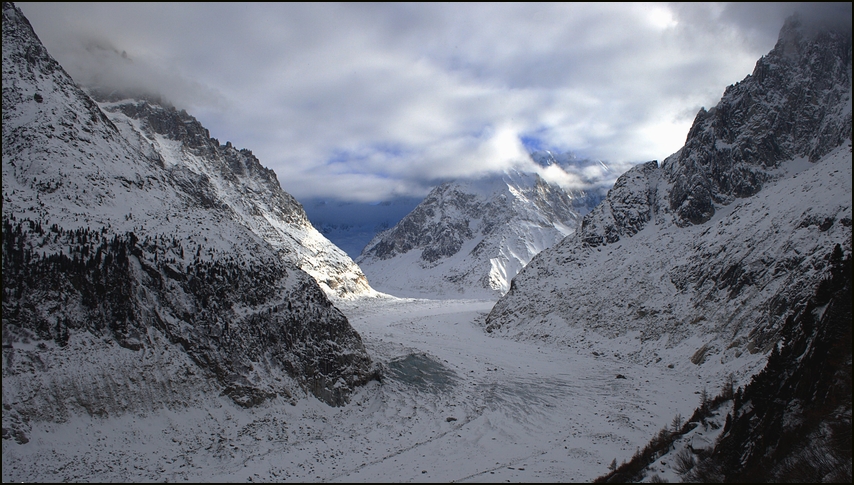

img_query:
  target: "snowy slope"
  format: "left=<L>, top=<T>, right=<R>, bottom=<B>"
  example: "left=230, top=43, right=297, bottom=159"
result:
left=2, top=1, right=377, bottom=416
left=486, top=16, right=852, bottom=389
left=357, top=169, right=594, bottom=298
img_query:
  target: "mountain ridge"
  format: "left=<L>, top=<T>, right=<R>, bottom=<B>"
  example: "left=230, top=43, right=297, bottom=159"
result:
left=93, top=94, right=376, bottom=300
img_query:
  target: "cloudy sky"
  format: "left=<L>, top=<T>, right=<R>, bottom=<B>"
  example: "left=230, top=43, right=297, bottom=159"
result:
left=16, top=2, right=851, bottom=202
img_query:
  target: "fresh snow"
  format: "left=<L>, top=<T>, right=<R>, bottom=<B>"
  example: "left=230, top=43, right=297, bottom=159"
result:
left=4, top=4, right=851, bottom=482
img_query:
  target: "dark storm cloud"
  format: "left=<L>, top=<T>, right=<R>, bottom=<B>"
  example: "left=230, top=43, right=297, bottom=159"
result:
left=718, top=2, right=852, bottom=40
left=16, top=2, right=836, bottom=202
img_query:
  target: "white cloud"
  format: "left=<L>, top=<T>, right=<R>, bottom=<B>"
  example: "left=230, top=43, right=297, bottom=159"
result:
left=17, top=2, right=844, bottom=202
left=534, top=164, right=588, bottom=192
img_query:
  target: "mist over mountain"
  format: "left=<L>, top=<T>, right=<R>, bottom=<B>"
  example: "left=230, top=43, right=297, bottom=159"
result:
left=530, top=150, right=620, bottom=197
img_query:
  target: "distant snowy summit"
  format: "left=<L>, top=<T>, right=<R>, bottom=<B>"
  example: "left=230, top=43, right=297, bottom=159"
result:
left=356, top=168, right=600, bottom=298
left=302, top=149, right=609, bottom=266
left=486, top=14, right=852, bottom=382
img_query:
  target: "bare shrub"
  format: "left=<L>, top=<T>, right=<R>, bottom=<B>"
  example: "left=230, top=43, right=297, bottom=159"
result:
left=671, top=413, right=683, bottom=433
left=673, top=447, right=695, bottom=475
left=777, top=444, right=844, bottom=482
left=721, top=373, right=735, bottom=400
left=684, top=458, right=725, bottom=482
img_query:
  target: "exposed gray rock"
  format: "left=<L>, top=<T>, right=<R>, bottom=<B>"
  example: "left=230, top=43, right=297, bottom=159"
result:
left=578, top=160, right=661, bottom=248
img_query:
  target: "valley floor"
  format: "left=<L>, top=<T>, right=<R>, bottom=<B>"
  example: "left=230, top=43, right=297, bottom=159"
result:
left=3, top=296, right=714, bottom=482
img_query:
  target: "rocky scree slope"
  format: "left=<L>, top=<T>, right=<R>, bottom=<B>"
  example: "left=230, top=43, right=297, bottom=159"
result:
left=1, top=0, right=378, bottom=430
left=597, top=247, right=851, bottom=483
left=486, top=15, right=852, bottom=385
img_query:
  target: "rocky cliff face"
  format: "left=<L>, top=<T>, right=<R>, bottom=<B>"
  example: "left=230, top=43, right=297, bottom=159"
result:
left=667, top=14, right=852, bottom=226
left=357, top=169, right=592, bottom=298
left=486, top=16, right=852, bottom=385
left=575, top=160, right=661, bottom=247
left=1, top=0, right=378, bottom=430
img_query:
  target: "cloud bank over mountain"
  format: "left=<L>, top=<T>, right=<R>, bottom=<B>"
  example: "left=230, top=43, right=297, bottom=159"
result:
left=16, top=2, right=851, bottom=203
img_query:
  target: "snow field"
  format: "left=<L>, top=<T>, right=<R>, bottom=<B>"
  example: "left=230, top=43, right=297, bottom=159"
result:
left=4, top=296, right=720, bottom=482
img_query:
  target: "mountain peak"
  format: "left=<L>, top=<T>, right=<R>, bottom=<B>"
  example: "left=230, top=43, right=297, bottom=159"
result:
left=665, top=14, right=851, bottom=226
left=769, top=11, right=852, bottom=66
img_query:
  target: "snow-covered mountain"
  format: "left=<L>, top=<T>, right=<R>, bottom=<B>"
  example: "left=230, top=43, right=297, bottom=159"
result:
left=304, top=151, right=610, bottom=263
left=2, top=0, right=378, bottom=427
left=356, top=169, right=597, bottom=298
left=486, top=13, right=852, bottom=388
